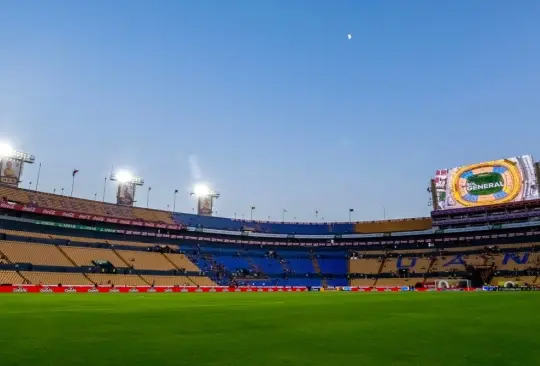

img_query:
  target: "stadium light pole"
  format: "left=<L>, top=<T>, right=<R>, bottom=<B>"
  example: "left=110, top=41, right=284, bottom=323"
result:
left=53, top=188, right=56, bottom=194
left=35, top=162, right=42, bottom=191
left=349, top=208, right=354, bottom=223
left=102, top=176, right=107, bottom=202
left=282, top=208, right=287, bottom=222
left=94, top=193, right=97, bottom=201
left=61, top=188, right=64, bottom=196
left=71, top=169, right=79, bottom=197
left=251, top=206, right=255, bottom=220
left=147, top=186, right=151, bottom=208
left=172, top=189, right=178, bottom=212
left=234, top=212, right=237, bottom=219
left=383, top=205, right=386, bottom=219
left=28, top=181, right=32, bottom=189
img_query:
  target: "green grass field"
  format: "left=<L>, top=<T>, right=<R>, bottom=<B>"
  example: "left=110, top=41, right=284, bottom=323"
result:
left=1, top=292, right=539, bottom=366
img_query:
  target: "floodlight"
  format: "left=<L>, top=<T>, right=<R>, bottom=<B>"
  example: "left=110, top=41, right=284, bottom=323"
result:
left=193, top=183, right=211, bottom=197
left=115, top=170, right=133, bottom=183
left=0, top=143, right=14, bottom=157
left=110, top=170, right=144, bottom=185
left=0, top=142, right=34, bottom=163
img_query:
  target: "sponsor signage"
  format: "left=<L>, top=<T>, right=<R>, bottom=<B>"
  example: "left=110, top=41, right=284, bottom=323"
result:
left=0, top=285, right=310, bottom=293
left=0, top=202, right=184, bottom=231
left=497, top=287, right=540, bottom=292
left=0, top=285, right=493, bottom=294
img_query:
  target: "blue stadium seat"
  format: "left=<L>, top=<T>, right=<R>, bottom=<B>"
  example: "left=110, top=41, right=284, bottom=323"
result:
left=250, top=257, right=284, bottom=274
left=318, top=258, right=347, bottom=275
left=172, top=213, right=355, bottom=234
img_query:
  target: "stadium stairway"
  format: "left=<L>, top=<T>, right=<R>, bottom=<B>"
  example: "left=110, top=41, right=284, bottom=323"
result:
left=56, top=245, right=79, bottom=267
left=112, top=248, right=132, bottom=268
left=16, top=270, right=29, bottom=284
left=377, top=257, right=386, bottom=275
left=160, top=253, right=197, bottom=286
left=247, top=257, right=260, bottom=273
left=83, top=273, right=95, bottom=285
left=423, top=257, right=437, bottom=285
left=0, top=248, right=12, bottom=264
left=162, top=252, right=181, bottom=271
left=311, top=256, right=326, bottom=287
left=138, top=274, right=151, bottom=285
left=372, top=258, right=387, bottom=286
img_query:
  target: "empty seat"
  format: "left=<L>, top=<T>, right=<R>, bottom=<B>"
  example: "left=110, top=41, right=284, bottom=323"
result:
left=87, top=274, right=148, bottom=286
left=21, top=271, right=92, bottom=285
left=61, top=246, right=126, bottom=267
left=349, top=258, right=381, bottom=274
left=350, top=278, right=375, bottom=287
left=0, top=270, right=24, bottom=284
left=164, top=253, right=200, bottom=271
left=114, top=250, right=175, bottom=271
left=143, top=275, right=193, bottom=286
left=188, top=276, right=217, bottom=286
left=0, top=242, right=73, bottom=267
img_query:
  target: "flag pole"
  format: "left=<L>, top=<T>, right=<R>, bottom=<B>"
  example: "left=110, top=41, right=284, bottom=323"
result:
left=102, top=176, right=107, bottom=202
left=35, top=162, right=42, bottom=191
left=71, top=174, right=75, bottom=197
left=71, top=170, right=78, bottom=197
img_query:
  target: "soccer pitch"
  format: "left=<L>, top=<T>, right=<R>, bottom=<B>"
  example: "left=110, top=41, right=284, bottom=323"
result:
left=1, top=292, right=539, bottom=366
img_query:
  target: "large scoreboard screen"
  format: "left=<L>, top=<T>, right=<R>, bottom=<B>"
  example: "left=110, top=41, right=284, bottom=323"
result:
left=434, top=155, right=539, bottom=210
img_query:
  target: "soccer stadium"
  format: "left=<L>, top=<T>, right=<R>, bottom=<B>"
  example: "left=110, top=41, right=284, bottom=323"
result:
left=3, top=2, right=540, bottom=366
left=1, top=143, right=540, bottom=365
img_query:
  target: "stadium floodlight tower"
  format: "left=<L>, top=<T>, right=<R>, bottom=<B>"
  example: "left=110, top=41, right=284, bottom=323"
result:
left=190, top=183, right=219, bottom=216
left=0, top=142, right=35, bottom=187
left=110, top=170, right=144, bottom=207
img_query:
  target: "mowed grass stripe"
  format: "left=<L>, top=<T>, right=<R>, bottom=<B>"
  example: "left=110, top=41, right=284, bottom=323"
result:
left=0, top=292, right=539, bottom=366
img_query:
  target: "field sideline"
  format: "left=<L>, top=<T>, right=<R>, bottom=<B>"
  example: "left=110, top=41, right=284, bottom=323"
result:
left=1, top=292, right=539, bottom=366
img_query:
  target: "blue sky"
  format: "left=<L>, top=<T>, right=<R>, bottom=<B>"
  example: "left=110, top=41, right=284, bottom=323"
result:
left=1, top=0, right=539, bottom=222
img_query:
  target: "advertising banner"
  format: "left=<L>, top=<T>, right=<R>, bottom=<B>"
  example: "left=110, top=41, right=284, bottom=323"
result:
left=0, top=285, right=308, bottom=293
left=0, top=285, right=484, bottom=294
left=0, top=202, right=184, bottom=230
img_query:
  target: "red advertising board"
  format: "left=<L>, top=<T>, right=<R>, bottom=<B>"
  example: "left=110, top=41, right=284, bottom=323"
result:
left=0, top=202, right=183, bottom=230
left=0, top=285, right=476, bottom=293
left=0, top=285, right=308, bottom=293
